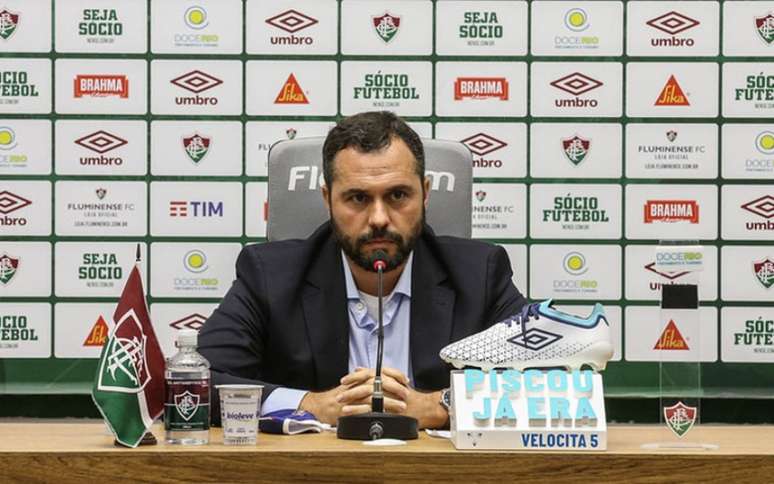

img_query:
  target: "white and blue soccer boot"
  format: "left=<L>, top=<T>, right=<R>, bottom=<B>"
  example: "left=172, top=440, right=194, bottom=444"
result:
left=439, top=300, right=613, bottom=372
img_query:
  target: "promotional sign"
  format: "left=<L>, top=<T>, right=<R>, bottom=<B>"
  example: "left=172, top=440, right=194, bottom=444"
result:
left=450, top=369, right=607, bottom=451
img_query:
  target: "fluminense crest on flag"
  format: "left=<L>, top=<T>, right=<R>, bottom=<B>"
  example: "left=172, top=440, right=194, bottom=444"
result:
left=183, top=133, right=210, bottom=164
left=0, top=253, right=19, bottom=285
left=664, top=401, right=697, bottom=438
left=755, top=13, right=774, bottom=45
left=92, top=258, right=165, bottom=448
left=753, top=258, right=774, bottom=289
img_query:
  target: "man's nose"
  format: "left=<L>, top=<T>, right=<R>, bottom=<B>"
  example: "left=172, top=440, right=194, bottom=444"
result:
left=368, top=199, right=390, bottom=229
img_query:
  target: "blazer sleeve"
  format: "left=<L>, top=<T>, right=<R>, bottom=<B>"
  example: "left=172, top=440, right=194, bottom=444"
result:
left=197, top=246, right=278, bottom=424
left=483, top=245, right=528, bottom=326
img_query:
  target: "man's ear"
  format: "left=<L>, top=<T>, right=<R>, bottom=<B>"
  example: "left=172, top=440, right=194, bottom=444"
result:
left=423, top=176, right=431, bottom=209
left=321, top=183, right=330, bottom=211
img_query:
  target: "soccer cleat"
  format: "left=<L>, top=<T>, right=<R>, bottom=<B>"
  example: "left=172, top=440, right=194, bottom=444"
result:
left=439, top=300, right=614, bottom=372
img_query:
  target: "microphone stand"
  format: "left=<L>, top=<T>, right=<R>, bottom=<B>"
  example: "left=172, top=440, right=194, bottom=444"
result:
left=337, top=253, right=418, bottom=441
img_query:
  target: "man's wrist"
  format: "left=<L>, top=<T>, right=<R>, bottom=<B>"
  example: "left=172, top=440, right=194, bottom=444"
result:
left=424, top=390, right=450, bottom=429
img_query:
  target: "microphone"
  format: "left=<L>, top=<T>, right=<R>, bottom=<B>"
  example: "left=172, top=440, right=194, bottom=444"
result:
left=337, top=250, right=418, bottom=441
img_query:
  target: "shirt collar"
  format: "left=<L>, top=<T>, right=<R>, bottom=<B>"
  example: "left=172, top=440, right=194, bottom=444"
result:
left=342, top=251, right=413, bottom=300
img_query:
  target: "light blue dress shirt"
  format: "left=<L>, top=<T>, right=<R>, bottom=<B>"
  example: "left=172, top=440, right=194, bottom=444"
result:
left=261, top=251, right=414, bottom=415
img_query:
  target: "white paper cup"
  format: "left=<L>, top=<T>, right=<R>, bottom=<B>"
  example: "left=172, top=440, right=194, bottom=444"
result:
left=216, top=384, right=263, bottom=445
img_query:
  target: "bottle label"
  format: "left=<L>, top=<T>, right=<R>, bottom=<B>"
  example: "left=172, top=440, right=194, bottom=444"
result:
left=164, top=379, right=210, bottom=431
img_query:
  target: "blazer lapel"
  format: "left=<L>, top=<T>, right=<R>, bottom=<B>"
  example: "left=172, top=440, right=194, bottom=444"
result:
left=410, top=233, right=455, bottom=390
left=302, top=231, right=350, bottom=390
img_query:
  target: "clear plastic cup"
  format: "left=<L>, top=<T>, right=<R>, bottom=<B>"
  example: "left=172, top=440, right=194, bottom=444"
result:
left=216, top=384, right=263, bottom=445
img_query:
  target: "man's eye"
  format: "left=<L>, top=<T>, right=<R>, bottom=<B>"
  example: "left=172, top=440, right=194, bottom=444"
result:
left=350, top=193, right=367, bottom=203
left=391, top=190, right=407, bottom=201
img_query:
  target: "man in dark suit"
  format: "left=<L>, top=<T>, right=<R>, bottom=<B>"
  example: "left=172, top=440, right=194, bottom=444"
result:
left=199, top=111, right=527, bottom=428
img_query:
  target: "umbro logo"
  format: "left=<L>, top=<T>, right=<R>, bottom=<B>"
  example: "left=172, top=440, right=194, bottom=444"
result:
left=507, top=328, right=562, bottom=351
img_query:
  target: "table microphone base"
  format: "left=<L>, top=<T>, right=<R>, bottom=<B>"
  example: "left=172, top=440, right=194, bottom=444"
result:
left=337, top=412, right=418, bottom=441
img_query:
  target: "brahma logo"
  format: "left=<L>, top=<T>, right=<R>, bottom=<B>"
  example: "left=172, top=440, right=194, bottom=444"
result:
left=275, top=73, right=309, bottom=104
left=266, top=9, right=317, bottom=45
left=74, top=75, right=129, bottom=98
left=0, top=9, right=19, bottom=40
left=655, top=75, right=689, bottom=106
left=74, top=130, right=127, bottom=166
left=0, top=253, right=19, bottom=284
left=171, top=70, right=222, bottom=105
left=646, top=11, right=699, bottom=47
left=168, top=201, right=223, bottom=218
left=373, top=12, right=400, bottom=43
left=550, top=72, right=602, bottom=108
left=753, top=258, right=774, bottom=289
left=654, top=320, right=689, bottom=350
left=644, top=200, right=699, bottom=223
left=461, top=133, right=506, bottom=168
left=742, top=195, right=774, bottom=231
left=454, top=77, right=509, bottom=100
left=0, top=190, right=30, bottom=226
left=84, top=315, right=110, bottom=347
left=562, top=135, right=590, bottom=166
left=182, top=134, right=210, bottom=164
left=169, top=313, right=207, bottom=331
left=755, top=13, right=774, bottom=45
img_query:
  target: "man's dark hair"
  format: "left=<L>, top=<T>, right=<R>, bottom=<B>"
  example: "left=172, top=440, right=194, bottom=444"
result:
left=322, top=111, right=425, bottom=189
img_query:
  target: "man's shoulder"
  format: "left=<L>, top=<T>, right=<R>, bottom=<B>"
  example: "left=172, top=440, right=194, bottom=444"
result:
left=430, top=234, right=503, bottom=257
left=238, top=237, right=316, bottom=269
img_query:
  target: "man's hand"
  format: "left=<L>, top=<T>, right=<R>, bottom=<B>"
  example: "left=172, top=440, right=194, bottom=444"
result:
left=299, top=367, right=448, bottom=429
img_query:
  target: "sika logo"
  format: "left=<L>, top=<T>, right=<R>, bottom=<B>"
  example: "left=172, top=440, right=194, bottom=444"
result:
left=654, top=320, right=689, bottom=350
left=644, top=200, right=699, bottom=223
left=75, top=131, right=127, bottom=167
left=755, top=13, right=774, bottom=45
left=0, top=253, right=19, bottom=285
left=182, top=134, right=210, bottom=164
left=644, top=262, right=689, bottom=291
left=461, top=133, right=506, bottom=169
left=0, top=190, right=30, bottom=226
left=646, top=11, right=699, bottom=47
left=169, top=313, right=207, bottom=331
left=454, top=77, right=509, bottom=100
left=655, top=75, right=689, bottom=106
left=168, top=201, right=223, bottom=218
left=0, top=9, right=19, bottom=40
left=83, top=315, right=109, bottom=347
left=562, top=135, right=590, bottom=166
left=275, top=73, right=308, bottom=104
left=550, top=72, right=603, bottom=108
left=753, top=258, right=774, bottom=289
left=373, top=12, right=401, bottom=43
left=171, top=70, right=223, bottom=106
left=266, top=9, right=317, bottom=45
left=742, top=195, right=774, bottom=231
left=74, top=75, right=129, bottom=98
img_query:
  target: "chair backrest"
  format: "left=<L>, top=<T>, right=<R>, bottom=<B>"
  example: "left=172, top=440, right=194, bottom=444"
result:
left=267, top=137, right=472, bottom=241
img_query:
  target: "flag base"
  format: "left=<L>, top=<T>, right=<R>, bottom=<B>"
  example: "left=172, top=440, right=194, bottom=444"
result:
left=114, top=432, right=157, bottom=447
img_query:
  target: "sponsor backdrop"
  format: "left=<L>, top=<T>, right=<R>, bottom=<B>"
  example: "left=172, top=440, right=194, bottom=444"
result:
left=1, top=0, right=773, bottom=398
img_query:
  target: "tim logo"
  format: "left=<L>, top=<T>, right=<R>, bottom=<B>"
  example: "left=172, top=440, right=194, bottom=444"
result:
left=644, top=200, right=699, bottom=223
left=287, top=166, right=455, bottom=192
left=169, top=201, right=223, bottom=217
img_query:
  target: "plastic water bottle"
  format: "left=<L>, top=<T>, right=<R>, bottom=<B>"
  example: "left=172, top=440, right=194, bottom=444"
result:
left=164, top=329, right=210, bottom=445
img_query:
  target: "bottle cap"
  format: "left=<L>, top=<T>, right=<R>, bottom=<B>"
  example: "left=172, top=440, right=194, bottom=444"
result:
left=177, top=329, right=198, bottom=347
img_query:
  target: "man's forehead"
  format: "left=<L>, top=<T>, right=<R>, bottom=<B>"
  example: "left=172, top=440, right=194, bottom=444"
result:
left=333, top=141, right=417, bottom=180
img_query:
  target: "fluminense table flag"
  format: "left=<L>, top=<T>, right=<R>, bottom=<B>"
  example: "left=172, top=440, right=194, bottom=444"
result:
left=91, top=247, right=165, bottom=448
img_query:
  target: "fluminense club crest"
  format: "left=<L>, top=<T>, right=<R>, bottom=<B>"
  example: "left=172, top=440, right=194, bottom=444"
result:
left=562, top=135, right=590, bottom=165
left=666, top=130, right=678, bottom=142
left=0, top=253, right=19, bottom=285
left=286, top=128, right=297, bottom=140
left=373, top=12, right=400, bottom=43
left=753, top=258, right=774, bottom=289
left=97, top=309, right=151, bottom=394
left=174, top=390, right=200, bottom=421
left=475, top=190, right=486, bottom=202
left=183, top=134, right=211, bottom=164
left=755, top=13, right=774, bottom=45
left=96, top=188, right=107, bottom=200
left=0, top=9, right=19, bottom=41
left=663, top=401, right=697, bottom=438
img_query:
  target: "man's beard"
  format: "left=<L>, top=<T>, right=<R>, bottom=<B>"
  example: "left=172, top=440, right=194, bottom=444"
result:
left=331, top=212, right=424, bottom=273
